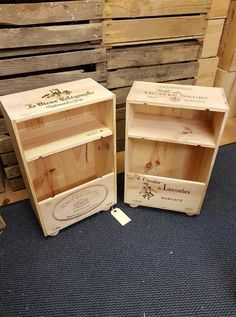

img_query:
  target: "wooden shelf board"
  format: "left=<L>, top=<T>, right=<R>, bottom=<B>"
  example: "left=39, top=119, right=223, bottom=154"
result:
left=22, top=115, right=113, bottom=162
left=128, top=113, right=216, bottom=148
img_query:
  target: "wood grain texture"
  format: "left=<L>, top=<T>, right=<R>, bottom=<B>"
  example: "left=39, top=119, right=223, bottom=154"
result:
left=107, top=41, right=201, bottom=70
left=8, top=177, right=25, bottom=192
left=107, top=61, right=198, bottom=89
left=0, top=180, right=28, bottom=206
left=215, top=68, right=236, bottom=118
left=218, top=1, right=236, bottom=72
left=104, top=0, right=211, bottom=18
left=201, top=19, right=224, bottom=58
left=0, top=151, right=17, bottom=166
left=0, top=118, right=8, bottom=134
left=103, top=16, right=207, bottom=45
left=4, top=165, right=21, bottom=180
left=0, top=43, right=101, bottom=59
left=0, top=1, right=102, bottom=25
left=209, top=0, right=231, bottom=18
left=0, top=68, right=106, bottom=96
left=0, top=23, right=102, bottom=49
left=0, top=48, right=106, bottom=77
left=0, top=135, right=13, bottom=154
left=197, top=57, right=219, bottom=87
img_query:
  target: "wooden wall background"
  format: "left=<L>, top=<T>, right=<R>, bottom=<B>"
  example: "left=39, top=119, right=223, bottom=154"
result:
left=0, top=0, right=232, bottom=202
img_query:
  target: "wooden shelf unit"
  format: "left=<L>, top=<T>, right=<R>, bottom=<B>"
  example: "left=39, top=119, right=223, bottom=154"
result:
left=0, top=79, right=117, bottom=236
left=125, top=81, right=229, bottom=215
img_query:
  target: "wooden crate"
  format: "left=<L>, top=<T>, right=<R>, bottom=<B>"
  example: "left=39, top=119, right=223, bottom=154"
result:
left=218, top=1, right=236, bottom=72
left=124, top=81, right=228, bottom=215
left=0, top=79, right=117, bottom=236
left=215, top=68, right=236, bottom=117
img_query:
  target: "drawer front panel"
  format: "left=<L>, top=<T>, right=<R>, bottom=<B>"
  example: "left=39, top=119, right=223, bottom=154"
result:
left=125, top=173, right=205, bottom=214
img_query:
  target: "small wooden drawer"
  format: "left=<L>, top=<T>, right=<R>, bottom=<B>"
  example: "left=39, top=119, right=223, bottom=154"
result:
left=0, top=78, right=117, bottom=236
left=125, top=81, right=229, bottom=215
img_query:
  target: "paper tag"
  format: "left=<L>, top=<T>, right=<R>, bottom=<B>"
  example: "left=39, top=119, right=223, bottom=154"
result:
left=111, top=208, right=131, bottom=226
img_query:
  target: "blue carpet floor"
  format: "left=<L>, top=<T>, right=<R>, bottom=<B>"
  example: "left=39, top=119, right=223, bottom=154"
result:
left=0, top=143, right=236, bottom=317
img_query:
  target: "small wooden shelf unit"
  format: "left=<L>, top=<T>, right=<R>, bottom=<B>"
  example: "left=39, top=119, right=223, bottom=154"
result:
left=125, top=81, right=229, bottom=215
left=0, top=79, right=117, bottom=236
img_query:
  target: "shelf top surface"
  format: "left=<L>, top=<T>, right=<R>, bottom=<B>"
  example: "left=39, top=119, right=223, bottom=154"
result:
left=0, top=78, right=114, bottom=121
left=127, top=81, right=229, bottom=112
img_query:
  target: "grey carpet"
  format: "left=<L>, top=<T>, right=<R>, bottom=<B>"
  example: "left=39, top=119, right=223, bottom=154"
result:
left=0, top=143, right=236, bottom=317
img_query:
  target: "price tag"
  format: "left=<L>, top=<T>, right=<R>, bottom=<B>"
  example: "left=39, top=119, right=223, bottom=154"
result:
left=111, top=208, right=131, bottom=226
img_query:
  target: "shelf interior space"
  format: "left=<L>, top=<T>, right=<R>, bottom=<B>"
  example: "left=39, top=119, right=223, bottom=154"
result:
left=17, top=100, right=114, bottom=161
left=127, top=138, right=214, bottom=183
left=27, top=136, right=114, bottom=202
left=128, top=103, right=225, bottom=148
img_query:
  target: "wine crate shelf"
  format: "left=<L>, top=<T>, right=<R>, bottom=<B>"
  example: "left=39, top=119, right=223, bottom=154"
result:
left=0, top=78, right=117, bottom=236
left=125, top=81, right=229, bottom=215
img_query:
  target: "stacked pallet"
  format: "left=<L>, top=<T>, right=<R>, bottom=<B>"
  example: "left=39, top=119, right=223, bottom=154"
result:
left=197, top=0, right=231, bottom=86
left=0, top=0, right=105, bottom=196
left=215, top=0, right=236, bottom=117
left=103, top=0, right=211, bottom=152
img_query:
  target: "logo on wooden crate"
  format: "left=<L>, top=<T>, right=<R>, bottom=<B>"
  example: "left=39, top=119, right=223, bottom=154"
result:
left=24, top=89, right=94, bottom=110
left=140, top=183, right=154, bottom=200
left=52, top=184, right=108, bottom=221
left=42, top=89, right=72, bottom=99
left=145, top=86, right=208, bottom=104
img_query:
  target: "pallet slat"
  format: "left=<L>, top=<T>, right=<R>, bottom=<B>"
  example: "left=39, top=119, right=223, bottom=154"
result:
left=0, top=151, right=17, bottom=166
left=0, top=68, right=106, bottom=96
left=0, top=24, right=102, bottom=49
left=103, top=16, right=207, bottom=45
left=104, top=0, right=211, bottom=18
left=107, top=41, right=201, bottom=70
left=107, top=61, right=198, bottom=89
left=0, top=48, right=106, bottom=77
left=0, top=1, right=102, bottom=25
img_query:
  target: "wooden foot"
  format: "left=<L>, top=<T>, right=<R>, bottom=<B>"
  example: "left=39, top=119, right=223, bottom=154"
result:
left=186, top=213, right=195, bottom=216
left=50, top=230, right=59, bottom=236
left=129, top=204, right=139, bottom=208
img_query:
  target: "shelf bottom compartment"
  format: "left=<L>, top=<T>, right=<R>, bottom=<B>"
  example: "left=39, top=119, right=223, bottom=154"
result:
left=125, top=173, right=206, bottom=214
left=39, top=172, right=116, bottom=236
left=28, top=136, right=114, bottom=202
